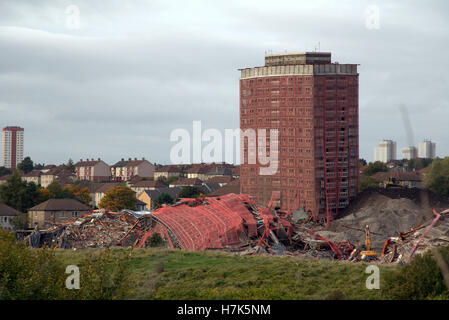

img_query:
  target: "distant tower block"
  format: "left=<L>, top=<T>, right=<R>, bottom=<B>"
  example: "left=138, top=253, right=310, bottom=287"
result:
left=418, top=140, right=436, bottom=159
left=402, top=146, right=417, bottom=160
left=374, top=140, right=397, bottom=163
left=1, top=126, right=24, bottom=170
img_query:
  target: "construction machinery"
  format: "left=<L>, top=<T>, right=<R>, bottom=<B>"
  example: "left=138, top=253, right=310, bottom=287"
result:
left=382, top=177, right=404, bottom=189
left=360, top=224, right=377, bottom=260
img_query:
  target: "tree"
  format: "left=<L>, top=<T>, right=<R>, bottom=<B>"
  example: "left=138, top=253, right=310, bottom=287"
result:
left=46, top=181, right=74, bottom=199
left=63, top=185, right=92, bottom=205
left=99, top=186, right=137, bottom=211
left=37, top=187, right=52, bottom=203
left=0, top=167, right=12, bottom=176
left=359, top=176, right=381, bottom=192
left=359, top=158, right=367, bottom=167
left=177, top=186, right=201, bottom=199
left=424, top=157, right=449, bottom=197
left=165, top=176, right=178, bottom=185
left=18, top=157, right=34, bottom=174
left=363, top=161, right=388, bottom=176
left=154, top=193, right=174, bottom=207
left=408, top=158, right=434, bottom=171
left=0, top=170, right=39, bottom=212
left=64, top=158, right=75, bottom=173
left=10, top=213, right=29, bottom=230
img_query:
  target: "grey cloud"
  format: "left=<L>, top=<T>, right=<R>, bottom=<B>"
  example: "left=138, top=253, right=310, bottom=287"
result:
left=0, top=0, right=448, bottom=165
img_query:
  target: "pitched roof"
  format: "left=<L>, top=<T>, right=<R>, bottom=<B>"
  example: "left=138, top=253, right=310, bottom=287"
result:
left=170, top=178, right=203, bottom=186
left=197, top=183, right=221, bottom=194
left=155, top=165, right=183, bottom=173
left=0, top=203, right=21, bottom=216
left=187, top=165, right=212, bottom=174
left=126, top=160, right=149, bottom=167
left=42, top=165, right=56, bottom=170
left=29, top=199, right=92, bottom=212
left=205, top=175, right=233, bottom=184
left=132, top=180, right=166, bottom=188
left=22, top=170, right=42, bottom=178
left=75, top=160, right=104, bottom=168
left=112, top=159, right=150, bottom=168
left=127, top=175, right=143, bottom=185
left=92, top=183, right=122, bottom=194
left=141, top=187, right=183, bottom=200
left=206, top=168, right=234, bottom=176
left=42, top=165, right=68, bottom=176
left=208, top=179, right=240, bottom=197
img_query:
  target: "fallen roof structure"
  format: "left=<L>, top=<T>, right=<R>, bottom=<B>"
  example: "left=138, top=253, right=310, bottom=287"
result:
left=126, top=193, right=292, bottom=251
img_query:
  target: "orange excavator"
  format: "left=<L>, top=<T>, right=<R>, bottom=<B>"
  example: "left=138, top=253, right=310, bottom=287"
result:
left=360, top=224, right=377, bottom=261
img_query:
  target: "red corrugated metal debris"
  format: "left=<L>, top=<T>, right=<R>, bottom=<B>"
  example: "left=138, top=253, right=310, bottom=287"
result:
left=135, top=194, right=280, bottom=251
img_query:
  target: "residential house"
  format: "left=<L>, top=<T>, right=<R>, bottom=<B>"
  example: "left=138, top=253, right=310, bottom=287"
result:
left=89, top=182, right=121, bottom=208
left=186, top=165, right=212, bottom=180
left=204, top=168, right=234, bottom=180
left=186, top=163, right=235, bottom=180
left=126, top=175, right=143, bottom=188
left=204, top=175, right=233, bottom=187
left=169, top=178, right=203, bottom=188
left=40, top=166, right=75, bottom=188
left=154, top=165, right=184, bottom=180
left=22, top=170, right=42, bottom=185
left=40, top=165, right=57, bottom=173
left=208, top=179, right=241, bottom=197
left=138, top=187, right=183, bottom=210
left=0, top=203, right=21, bottom=230
left=199, top=182, right=222, bottom=195
left=74, top=159, right=111, bottom=182
left=130, top=180, right=166, bottom=195
left=111, top=158, right=155, bottom=181
left=136, top=199, right=147, bottom=211
left=28, top=199, right=92, bottom=229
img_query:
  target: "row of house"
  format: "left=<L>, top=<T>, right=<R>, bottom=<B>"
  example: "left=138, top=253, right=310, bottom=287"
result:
left=154, top=163, right=239, bottom=181
left=75, top=158, right=155, bottom=182
left=0, top=165, right=76, bottom=188
left=87, top=174, right=237, bottom=210
left=74, top=159, right=240, bottom=182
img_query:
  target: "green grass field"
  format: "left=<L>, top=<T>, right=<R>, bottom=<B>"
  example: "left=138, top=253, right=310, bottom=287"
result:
left=55, top=248, right=395, bottom=300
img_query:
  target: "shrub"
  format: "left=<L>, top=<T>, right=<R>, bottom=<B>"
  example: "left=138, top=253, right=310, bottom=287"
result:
left=149, top=233, right=164, bottom=247
left=383, top=246, right=449, bottom=299
left=0, top=228, right=135, bottom=300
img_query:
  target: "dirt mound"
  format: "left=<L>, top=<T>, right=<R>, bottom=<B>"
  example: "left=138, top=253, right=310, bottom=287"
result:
left=317, top=189, right=447, bottom=252
left=337, top=188, right=449, bottom=220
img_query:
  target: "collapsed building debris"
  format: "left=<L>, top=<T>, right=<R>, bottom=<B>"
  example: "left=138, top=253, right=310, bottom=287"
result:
left=22, top=188, right=449, bottom=264
left=25, top=210, right=140, bottom=249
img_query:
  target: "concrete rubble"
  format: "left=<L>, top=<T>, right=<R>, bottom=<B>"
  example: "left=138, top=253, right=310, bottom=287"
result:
left=22, top=188, right=449, bottom=264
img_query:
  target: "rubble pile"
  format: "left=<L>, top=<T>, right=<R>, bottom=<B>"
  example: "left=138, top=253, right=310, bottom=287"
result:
left=313, top=188, right=449, bottom=263
left=26, top=210, right=140, bottom=249
left=23, top=188, right=449, bottom=264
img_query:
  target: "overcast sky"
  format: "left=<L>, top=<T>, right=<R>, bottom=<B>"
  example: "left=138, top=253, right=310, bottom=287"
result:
left=0, top=0, right=448, bottom=165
